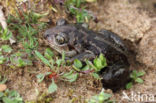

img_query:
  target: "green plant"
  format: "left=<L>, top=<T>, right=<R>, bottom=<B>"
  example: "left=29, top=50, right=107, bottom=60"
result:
left=0, top=89, right=23, bottom=103
left=93, top=54, right=107, bottom=72
left=0, top=55, right=6, bottom=64
left=1, top=45, right=13, bottom=53
left=87, top=89, right=113, bottom=103
left=0, top=45, right=12, bottom=64
left=9, top=52, right=32, bottom=68
left=65, top=0, right=92, bottom=23
left=44, top=48, right=54, bottom=60
left=65, top=0, right=85, bottom=8
left=7, top=10, right=48, bottom=25
left=36, top=72, right=52, bottom=83
left=72, top=53, right=107, bottom=79
left=0, top=45, right=33, bottom=67
left=18, top=25, right=38, bottom=50
left=126, top=70, right=145, bottom=89
left=36, top=49, right=78, bottom=93
left=72, top=59, right=83, bottom=71
left=2, top=10, right=48, bottom=68
left=37, top=70, right=78, bottom=93
left=62, top=70, right=78, bottom=82
left=7, top=10, right=48, bottom=56
left=0, top=27, right=12, bottom=41
left=35, top=49, right=66, bottom=70
left=55, top=51, right=66, bottom=67
left=0, top=75, right=7, bottom=84
left=23, top=11, right=48, bottom=24
left=35, top=50, right=53, bottom=69
left=48, top=79, right=58, bottom=93
left=36, top=72, right=59, bottom=93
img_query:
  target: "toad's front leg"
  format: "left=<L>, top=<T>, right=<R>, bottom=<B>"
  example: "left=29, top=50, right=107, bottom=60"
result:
left=67, top=51, right=96, bottom=62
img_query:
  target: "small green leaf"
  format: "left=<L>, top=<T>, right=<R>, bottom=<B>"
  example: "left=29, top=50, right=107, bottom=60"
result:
left=0, top=77, right=7, bottom=84
left=99, top=53, right=107, bottom=67
left=1, top=89, right=21, bottom=103
left=130, top=70, right=145, bottom=83
left=35, top=50, right=53, bottom=68
left=0, top=56, right=6, bottom=64
left=56, top=59, right=62, bottom=67
left=0, top=29, right=12, bottom=41
left=2, top=97, right=13, bottom=103
left=88, top=89, right=111, bottom=103
left=137, top=71, right=145, bottom=77
left=36, top=74, right=45, bottom=83
left=81, top=65, right=90, bottom=71
left=61, top=51, right=65, bottom=63
left=72, top=65, right=81, bottom=72
left=0, top=92, right=3, bottom=97
left=93, top=54, right=107, bottom=72
left=1, top=45, right=12, bottom=53
left=130, top=70, right=137, bottom=79
left=44, top=48, right=53, bottom=60
left=62, top=71, right=78, bottom=82
left=132, top=70, right=137, bottom=76
left=74, top=59, right=83, bottom=69
left=135, top=78, right=144, bottom=83
left=85, top=60, right=97, bottom=70
left=99, top=92, right=112, bottom=101
left=32, top=12, right=49, bottom=19
left=8, top=90, right=19, bottom=97
left=48, top=79, right=57, bottom=93
left=45, top=72, right=52, bottom=75
left=36, top=72, right=52, bottom=83
left=99, top=54, right=104, bottom=61
left=91, top=73, right=100, bottom=79
left=126, top=82, right=133, bottom=89
left=93, top=58, right=103, bottom=71
left=17, top=58, right=25, bottom=67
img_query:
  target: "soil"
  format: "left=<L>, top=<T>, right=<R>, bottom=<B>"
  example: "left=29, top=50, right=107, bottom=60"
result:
left=0, top=0, right=156, bottom=103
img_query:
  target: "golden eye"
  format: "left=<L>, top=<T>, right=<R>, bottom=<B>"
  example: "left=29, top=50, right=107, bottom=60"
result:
left=56, top=35, right=65, bottom=44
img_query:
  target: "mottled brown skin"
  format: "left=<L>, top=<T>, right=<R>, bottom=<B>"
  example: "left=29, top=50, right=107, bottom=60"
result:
left=44, top=19, right=130, bottom=91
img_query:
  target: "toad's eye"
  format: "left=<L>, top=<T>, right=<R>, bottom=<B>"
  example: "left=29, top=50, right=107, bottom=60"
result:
left=55, top=32, right=68, bottom=44
left=55, top=35, right=65, bottom=45
left=56, top=36, right=65, bottom=44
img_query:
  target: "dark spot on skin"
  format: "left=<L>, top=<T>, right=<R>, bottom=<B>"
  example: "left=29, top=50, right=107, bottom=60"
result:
left=68, top=44, right=75, bottom=50
left=154, top=3, right=156, bottom=8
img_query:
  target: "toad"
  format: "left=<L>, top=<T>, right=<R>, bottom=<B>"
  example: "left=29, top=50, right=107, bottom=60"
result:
left=44, top=19, right=130, bottom=91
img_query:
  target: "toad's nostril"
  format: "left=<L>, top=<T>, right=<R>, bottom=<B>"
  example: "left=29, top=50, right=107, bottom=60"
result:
left=44, top=34, right=50, bottom=39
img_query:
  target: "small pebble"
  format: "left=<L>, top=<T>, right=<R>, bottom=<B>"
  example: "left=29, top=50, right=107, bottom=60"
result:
left=0, top=84, right=7, bottom=92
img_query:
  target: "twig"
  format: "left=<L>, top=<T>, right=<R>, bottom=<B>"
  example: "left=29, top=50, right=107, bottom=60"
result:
left=0, top=6, right=7, bottom=29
